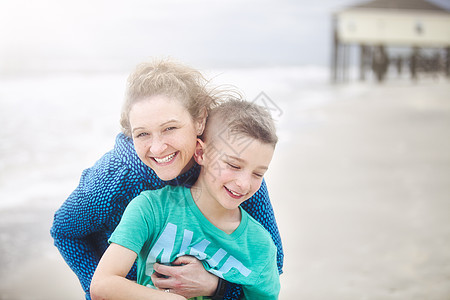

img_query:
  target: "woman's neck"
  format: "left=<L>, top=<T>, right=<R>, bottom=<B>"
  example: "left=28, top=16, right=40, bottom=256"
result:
left=191, top=180, right=241, bottom=235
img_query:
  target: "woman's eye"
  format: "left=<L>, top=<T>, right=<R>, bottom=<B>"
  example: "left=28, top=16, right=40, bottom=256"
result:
left=253, top=173, right=264, bottom=178
left=136, top=132, right=149, bottom=138
left=163, top=126, right=177, bottom=133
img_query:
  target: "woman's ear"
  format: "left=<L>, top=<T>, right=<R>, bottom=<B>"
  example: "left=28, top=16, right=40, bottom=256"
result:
left=196, top=108, right=207, bottom=136
left=194, top=138, right=206, bottom=165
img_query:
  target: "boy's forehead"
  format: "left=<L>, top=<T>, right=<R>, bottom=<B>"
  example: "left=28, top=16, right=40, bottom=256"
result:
left=204, top=115, right=274, bottom=158
left=205, top=132, right=274, bottom=172
left=208, top=131, right=268, bottom=159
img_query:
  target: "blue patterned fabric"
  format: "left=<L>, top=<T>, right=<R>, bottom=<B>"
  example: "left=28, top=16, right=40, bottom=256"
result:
left=50, top=133, right=283, bottom=300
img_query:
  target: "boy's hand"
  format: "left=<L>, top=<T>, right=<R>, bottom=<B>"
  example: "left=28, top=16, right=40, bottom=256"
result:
left=152, top=255, right=218, bottom=298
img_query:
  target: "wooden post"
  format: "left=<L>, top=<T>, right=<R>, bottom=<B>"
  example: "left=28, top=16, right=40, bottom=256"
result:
left=342, top=44, right=349, bottom=82
left=331, top=16, right=339, bottom=83
left=411, top=47, right=419, bottom=80
left=446, top=47, right=450, bottom=77
left=359, top=44, right=366, bottom=81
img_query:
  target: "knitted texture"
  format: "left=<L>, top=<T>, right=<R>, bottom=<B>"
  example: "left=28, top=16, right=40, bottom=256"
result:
left=50, top=133, right=284, bottom=299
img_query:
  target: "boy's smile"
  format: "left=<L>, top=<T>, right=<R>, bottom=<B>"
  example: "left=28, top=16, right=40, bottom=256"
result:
left=224, top=186, right=247, bottom=199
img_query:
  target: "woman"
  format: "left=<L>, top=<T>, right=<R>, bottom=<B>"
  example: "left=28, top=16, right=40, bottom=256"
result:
left=50, top=59, right=283, bottom=300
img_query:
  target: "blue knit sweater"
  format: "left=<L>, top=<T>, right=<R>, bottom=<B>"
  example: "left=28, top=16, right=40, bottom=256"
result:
left=50, top=133, right=283, bottom=299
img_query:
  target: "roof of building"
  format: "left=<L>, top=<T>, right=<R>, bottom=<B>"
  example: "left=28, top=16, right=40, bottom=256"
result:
left=348, top=0, right=449, bottom=12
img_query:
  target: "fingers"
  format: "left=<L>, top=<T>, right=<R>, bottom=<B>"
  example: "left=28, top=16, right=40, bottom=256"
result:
left=152, top=257, right=215, bottom=299
left=171, top=255, right=197, bottom=266
left=154, top=262, right=179, bottom=277
left=151, top=271, right=176, bottom=290
left=152, top=261, right=191, bottom=293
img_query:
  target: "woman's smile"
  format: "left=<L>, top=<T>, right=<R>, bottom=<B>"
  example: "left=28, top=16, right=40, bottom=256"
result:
left=152, top=152, right=177, bottom=164
left=129, top=95, right=202, bottom=181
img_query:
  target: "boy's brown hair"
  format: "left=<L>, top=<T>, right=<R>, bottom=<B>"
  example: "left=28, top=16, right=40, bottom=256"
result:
left=203, top=99, right=278, bottom=148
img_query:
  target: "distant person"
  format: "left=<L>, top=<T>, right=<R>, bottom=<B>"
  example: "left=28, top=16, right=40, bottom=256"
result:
left=50, top=58, right=284, bottom=299
left=90, top=99, right=280, bottom=300
left=395, top=55, right=403, bottom=77
left=372, top=45, right=389, bottom=82
left=410, top=47, right=419, bottom=80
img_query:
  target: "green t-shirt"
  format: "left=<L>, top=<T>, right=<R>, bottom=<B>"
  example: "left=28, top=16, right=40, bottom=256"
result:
left=109, top=185, right=280, bottom=300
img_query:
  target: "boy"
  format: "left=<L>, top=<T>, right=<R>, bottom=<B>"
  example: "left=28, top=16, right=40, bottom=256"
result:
left=90, top=99, right=280, bottom=300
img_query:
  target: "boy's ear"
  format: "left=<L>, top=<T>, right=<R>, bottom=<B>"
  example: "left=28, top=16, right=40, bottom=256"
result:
left=196, top=108, right=207, bottom=136
left=194, top=138, right=206, bottom=165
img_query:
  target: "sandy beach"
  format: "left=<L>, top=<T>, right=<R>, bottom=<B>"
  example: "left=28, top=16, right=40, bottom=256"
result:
left=270, top=78, right=450, bottom=299
left=1, top=72, right=449, bottom=299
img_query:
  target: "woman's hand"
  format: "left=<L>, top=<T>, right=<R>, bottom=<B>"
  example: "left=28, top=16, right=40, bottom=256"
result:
left=151, top=255, right=219, bottom=298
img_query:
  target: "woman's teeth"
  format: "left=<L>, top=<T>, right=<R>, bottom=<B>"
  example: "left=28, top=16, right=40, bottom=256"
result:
left=154, top=152, right=176, bottom=163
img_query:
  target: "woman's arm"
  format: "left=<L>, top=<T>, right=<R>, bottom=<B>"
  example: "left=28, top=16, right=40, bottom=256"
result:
left=50, top=151, right=135, bottom=297
left=91, top=243, right=186, bottom=300
left=50, top=184, right=110, bottom=296
left=240, top=178, right=284, bottom=274
left=52, top=232, right=103, bottom=295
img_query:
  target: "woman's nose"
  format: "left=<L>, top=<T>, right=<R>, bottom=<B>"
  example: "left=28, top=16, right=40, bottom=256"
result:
left=149, top=136, right=167, bottom=155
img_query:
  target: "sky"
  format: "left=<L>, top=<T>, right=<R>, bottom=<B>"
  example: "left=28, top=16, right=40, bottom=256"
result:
left=0, top=0, right=449, bottom=74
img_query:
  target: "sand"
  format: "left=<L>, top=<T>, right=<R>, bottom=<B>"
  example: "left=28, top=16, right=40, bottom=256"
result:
left=269, top=78, right=450, bottom=299
left=1, top=76, right=450, bottom=299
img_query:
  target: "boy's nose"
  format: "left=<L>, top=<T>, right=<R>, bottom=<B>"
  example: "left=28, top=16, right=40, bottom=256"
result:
left=235, top=173, right=251, bottom=193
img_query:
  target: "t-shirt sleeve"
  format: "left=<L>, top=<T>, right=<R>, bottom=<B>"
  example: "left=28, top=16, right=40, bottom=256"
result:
left=243, top=249, right=280, bottom=300
left=109, top=192, right=156, bottom=255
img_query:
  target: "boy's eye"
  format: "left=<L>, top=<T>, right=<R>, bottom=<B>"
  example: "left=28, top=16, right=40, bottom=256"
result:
left=253, top=173, right=264, bottom=178
left=227, top=163, right=240, bottom=169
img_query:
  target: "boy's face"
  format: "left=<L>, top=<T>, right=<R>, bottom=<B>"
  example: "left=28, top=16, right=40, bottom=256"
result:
left=196, top=133, right=274, bottom=211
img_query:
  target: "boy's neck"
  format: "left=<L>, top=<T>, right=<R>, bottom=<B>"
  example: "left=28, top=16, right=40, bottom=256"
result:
left=190, top=180, right=242, bottom=235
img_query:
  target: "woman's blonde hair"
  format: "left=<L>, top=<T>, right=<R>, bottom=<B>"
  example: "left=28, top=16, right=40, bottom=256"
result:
left=120, top=58, right=217, bottom=136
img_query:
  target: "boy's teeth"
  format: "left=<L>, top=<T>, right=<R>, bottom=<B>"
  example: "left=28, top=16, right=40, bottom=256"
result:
left=230, top=190, right=240, bottom=196
left=226, top=187, right=241, bottom=196
left=154, top=153, right=176, bottom=163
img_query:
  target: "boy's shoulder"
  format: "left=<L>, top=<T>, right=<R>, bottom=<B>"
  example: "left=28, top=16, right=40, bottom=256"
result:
left=140, top=184, right=187, bottom=197
left=135, top=185, right=189, bottom=208
left=241, top=209, right=277, bottom=250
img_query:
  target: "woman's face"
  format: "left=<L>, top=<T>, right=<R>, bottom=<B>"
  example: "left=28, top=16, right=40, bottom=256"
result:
left=129, top=95, right=203, bottom=181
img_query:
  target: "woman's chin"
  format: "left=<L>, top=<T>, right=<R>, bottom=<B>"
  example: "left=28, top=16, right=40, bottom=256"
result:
left=153, top=169, right=179, bottom=181
left=147, top=156, right=194, bottom=181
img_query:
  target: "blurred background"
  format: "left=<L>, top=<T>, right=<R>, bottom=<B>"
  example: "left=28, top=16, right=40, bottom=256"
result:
left=1, top=0, right=450, bottom=299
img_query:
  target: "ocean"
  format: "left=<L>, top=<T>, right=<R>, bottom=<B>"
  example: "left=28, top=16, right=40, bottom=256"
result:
left=0, top=65, right=336, bottom=210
